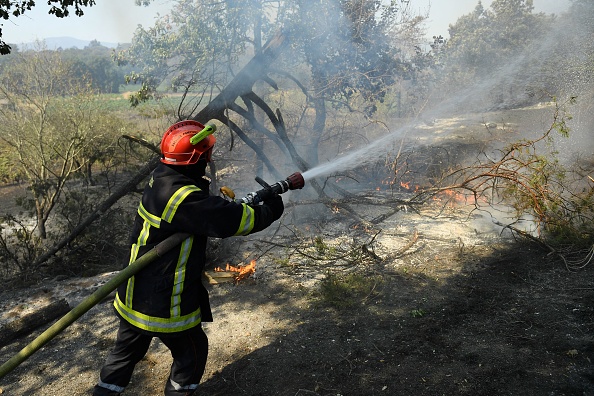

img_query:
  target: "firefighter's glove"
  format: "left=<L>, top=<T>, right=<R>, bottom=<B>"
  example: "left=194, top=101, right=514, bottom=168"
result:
left=264, top=194, right=284, bottom=221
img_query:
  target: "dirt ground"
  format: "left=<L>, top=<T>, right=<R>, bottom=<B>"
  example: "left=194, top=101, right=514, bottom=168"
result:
left=0, top=197, right=593, bottom=396
left=0, top=105, right=593, bottom=395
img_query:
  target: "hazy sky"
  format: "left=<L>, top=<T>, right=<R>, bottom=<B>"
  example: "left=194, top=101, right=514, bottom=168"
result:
left=1, top=0, right=573, bottom=45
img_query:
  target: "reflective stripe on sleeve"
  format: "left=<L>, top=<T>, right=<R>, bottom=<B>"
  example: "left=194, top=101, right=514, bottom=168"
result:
left=235, top=203, right=255, bottom=236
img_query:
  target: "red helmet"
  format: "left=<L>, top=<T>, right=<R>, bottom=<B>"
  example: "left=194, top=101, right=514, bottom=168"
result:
left=160, top=120, right=216, bottom=165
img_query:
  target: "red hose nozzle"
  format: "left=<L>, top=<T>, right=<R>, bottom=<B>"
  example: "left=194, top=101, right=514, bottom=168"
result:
left=285, top=172, right=305, bottom=190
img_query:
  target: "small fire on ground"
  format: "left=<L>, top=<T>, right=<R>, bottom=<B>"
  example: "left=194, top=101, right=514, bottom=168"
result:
left=204, top=260, right=256, bottom=284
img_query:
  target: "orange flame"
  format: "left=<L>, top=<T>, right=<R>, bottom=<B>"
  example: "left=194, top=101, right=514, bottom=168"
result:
left=400, top=181, right=410, bottom=189
left=214, top=259, right=256, bottom=282
left=433, top=189, right=469, bottom=205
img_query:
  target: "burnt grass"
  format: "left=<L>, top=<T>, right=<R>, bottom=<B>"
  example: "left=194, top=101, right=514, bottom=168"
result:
left=1, top=198, right=593, bottom=396
left=194, top=243, right=594, bottom=396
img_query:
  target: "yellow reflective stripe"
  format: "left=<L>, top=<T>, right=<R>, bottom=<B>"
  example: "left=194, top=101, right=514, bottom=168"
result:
left=171, top=236, right=193, bottom=317
left=126, top=219, right=151, bottom=307
left=120, top=186, right=201, bottom=328
left=235, top=204, right=255, bottom=236
left=162, top=185, right=201, bottom=223
left=138, top=202, right=161, bottom=228
left=114, top=293, right=201, bottom=333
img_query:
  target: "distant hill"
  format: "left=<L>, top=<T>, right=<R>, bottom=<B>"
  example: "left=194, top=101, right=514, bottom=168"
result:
left=14, top=37, right=121, bottom=51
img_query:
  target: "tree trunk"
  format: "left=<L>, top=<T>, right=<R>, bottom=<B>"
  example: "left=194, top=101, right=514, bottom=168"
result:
left=35, top=205, right=47, bottom=240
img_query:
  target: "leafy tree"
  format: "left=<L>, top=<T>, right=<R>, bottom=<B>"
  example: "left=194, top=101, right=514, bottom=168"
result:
left=0, top=0, right=96, bottom=54
left=119, top=0, right=426, bottom=173
left=547, top=0, right=594, bottom=99
left=437, top=0, right=552, bottom=109
left=61, top=43, right=127, bottom=93
left=446, top=0, right=548, bottom=75
left=0, top=47, right=126, bottom=238
left=117, top=0, right=268, bottom=111
left=281, top=0, right=419, bottom=166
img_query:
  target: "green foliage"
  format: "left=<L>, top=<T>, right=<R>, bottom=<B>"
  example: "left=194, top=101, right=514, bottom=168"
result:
left=284, top=0, right=411, bottom=115
left=314, top=235, right=335, bottom=256
left=119, top=0, right=426, bottom=118
left=117, top=0, right=260, bottom=111
left=543, top=1, right=594, bottom=98
left=445, top=0, right=548, bottom=77
left=414, top=98, right=594, bottom=262
left=60, top=44, right=127, bottom=94
left=410, top=308, right=426, bottom=318
left=435, top=0, right=555, bottom=108
left=495, top=98, right=594, bottom=246
left=0, top=48, right=134, bottom=239
left=433, top=0, right=594, bottom=110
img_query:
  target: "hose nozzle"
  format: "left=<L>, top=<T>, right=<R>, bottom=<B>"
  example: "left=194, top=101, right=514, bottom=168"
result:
left=239, top=172, right=305, bottom=205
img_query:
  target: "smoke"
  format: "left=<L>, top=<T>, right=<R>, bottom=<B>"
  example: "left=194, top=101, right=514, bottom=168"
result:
left=302, top=4, right=592, bottom=182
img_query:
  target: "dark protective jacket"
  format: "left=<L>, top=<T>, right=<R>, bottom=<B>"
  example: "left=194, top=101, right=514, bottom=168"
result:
left=113, top=163, right=279, bottom=335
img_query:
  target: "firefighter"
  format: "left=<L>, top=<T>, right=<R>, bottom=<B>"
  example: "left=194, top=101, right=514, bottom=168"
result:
left=93, top=120, right=283, bottom=396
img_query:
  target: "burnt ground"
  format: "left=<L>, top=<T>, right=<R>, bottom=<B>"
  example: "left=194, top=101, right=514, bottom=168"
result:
left=0, top=105, right=593, bottom=395
left=0, top=196, right=593, bottom=396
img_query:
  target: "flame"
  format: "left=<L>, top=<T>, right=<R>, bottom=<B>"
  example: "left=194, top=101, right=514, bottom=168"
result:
left=400, top=181, right=410, bottom=189
left=214, top=259, right=256, bottom=282
left=433, top=189, right=469, bottom=205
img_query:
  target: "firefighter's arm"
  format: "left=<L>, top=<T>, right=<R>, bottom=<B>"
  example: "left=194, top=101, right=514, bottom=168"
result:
left=263, top=194, right=284, bottom=221
left=248, top=194, right=284, bottom=234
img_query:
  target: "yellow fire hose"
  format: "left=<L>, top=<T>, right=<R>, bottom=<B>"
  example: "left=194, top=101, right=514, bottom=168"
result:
left=0, top=232, right=190, bottom=381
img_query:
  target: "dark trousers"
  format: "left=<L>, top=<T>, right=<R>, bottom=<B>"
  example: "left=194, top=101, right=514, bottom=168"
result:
left=93, top=319, right=208, bottom=396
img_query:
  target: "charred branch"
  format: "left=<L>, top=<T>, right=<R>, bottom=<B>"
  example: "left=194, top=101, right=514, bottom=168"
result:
left=192, top=31, right=288, bottom=124
left=217, top=114, right=283, bottom=181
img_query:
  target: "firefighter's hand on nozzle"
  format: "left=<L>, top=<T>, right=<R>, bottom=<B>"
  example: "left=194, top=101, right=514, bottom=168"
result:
left=239, top=187, right=274, bottom=205
left=255, top=187, right=275, bottom=203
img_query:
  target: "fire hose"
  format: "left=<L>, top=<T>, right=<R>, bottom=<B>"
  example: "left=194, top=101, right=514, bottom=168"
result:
left=0, top=172, right=304, bottom=381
